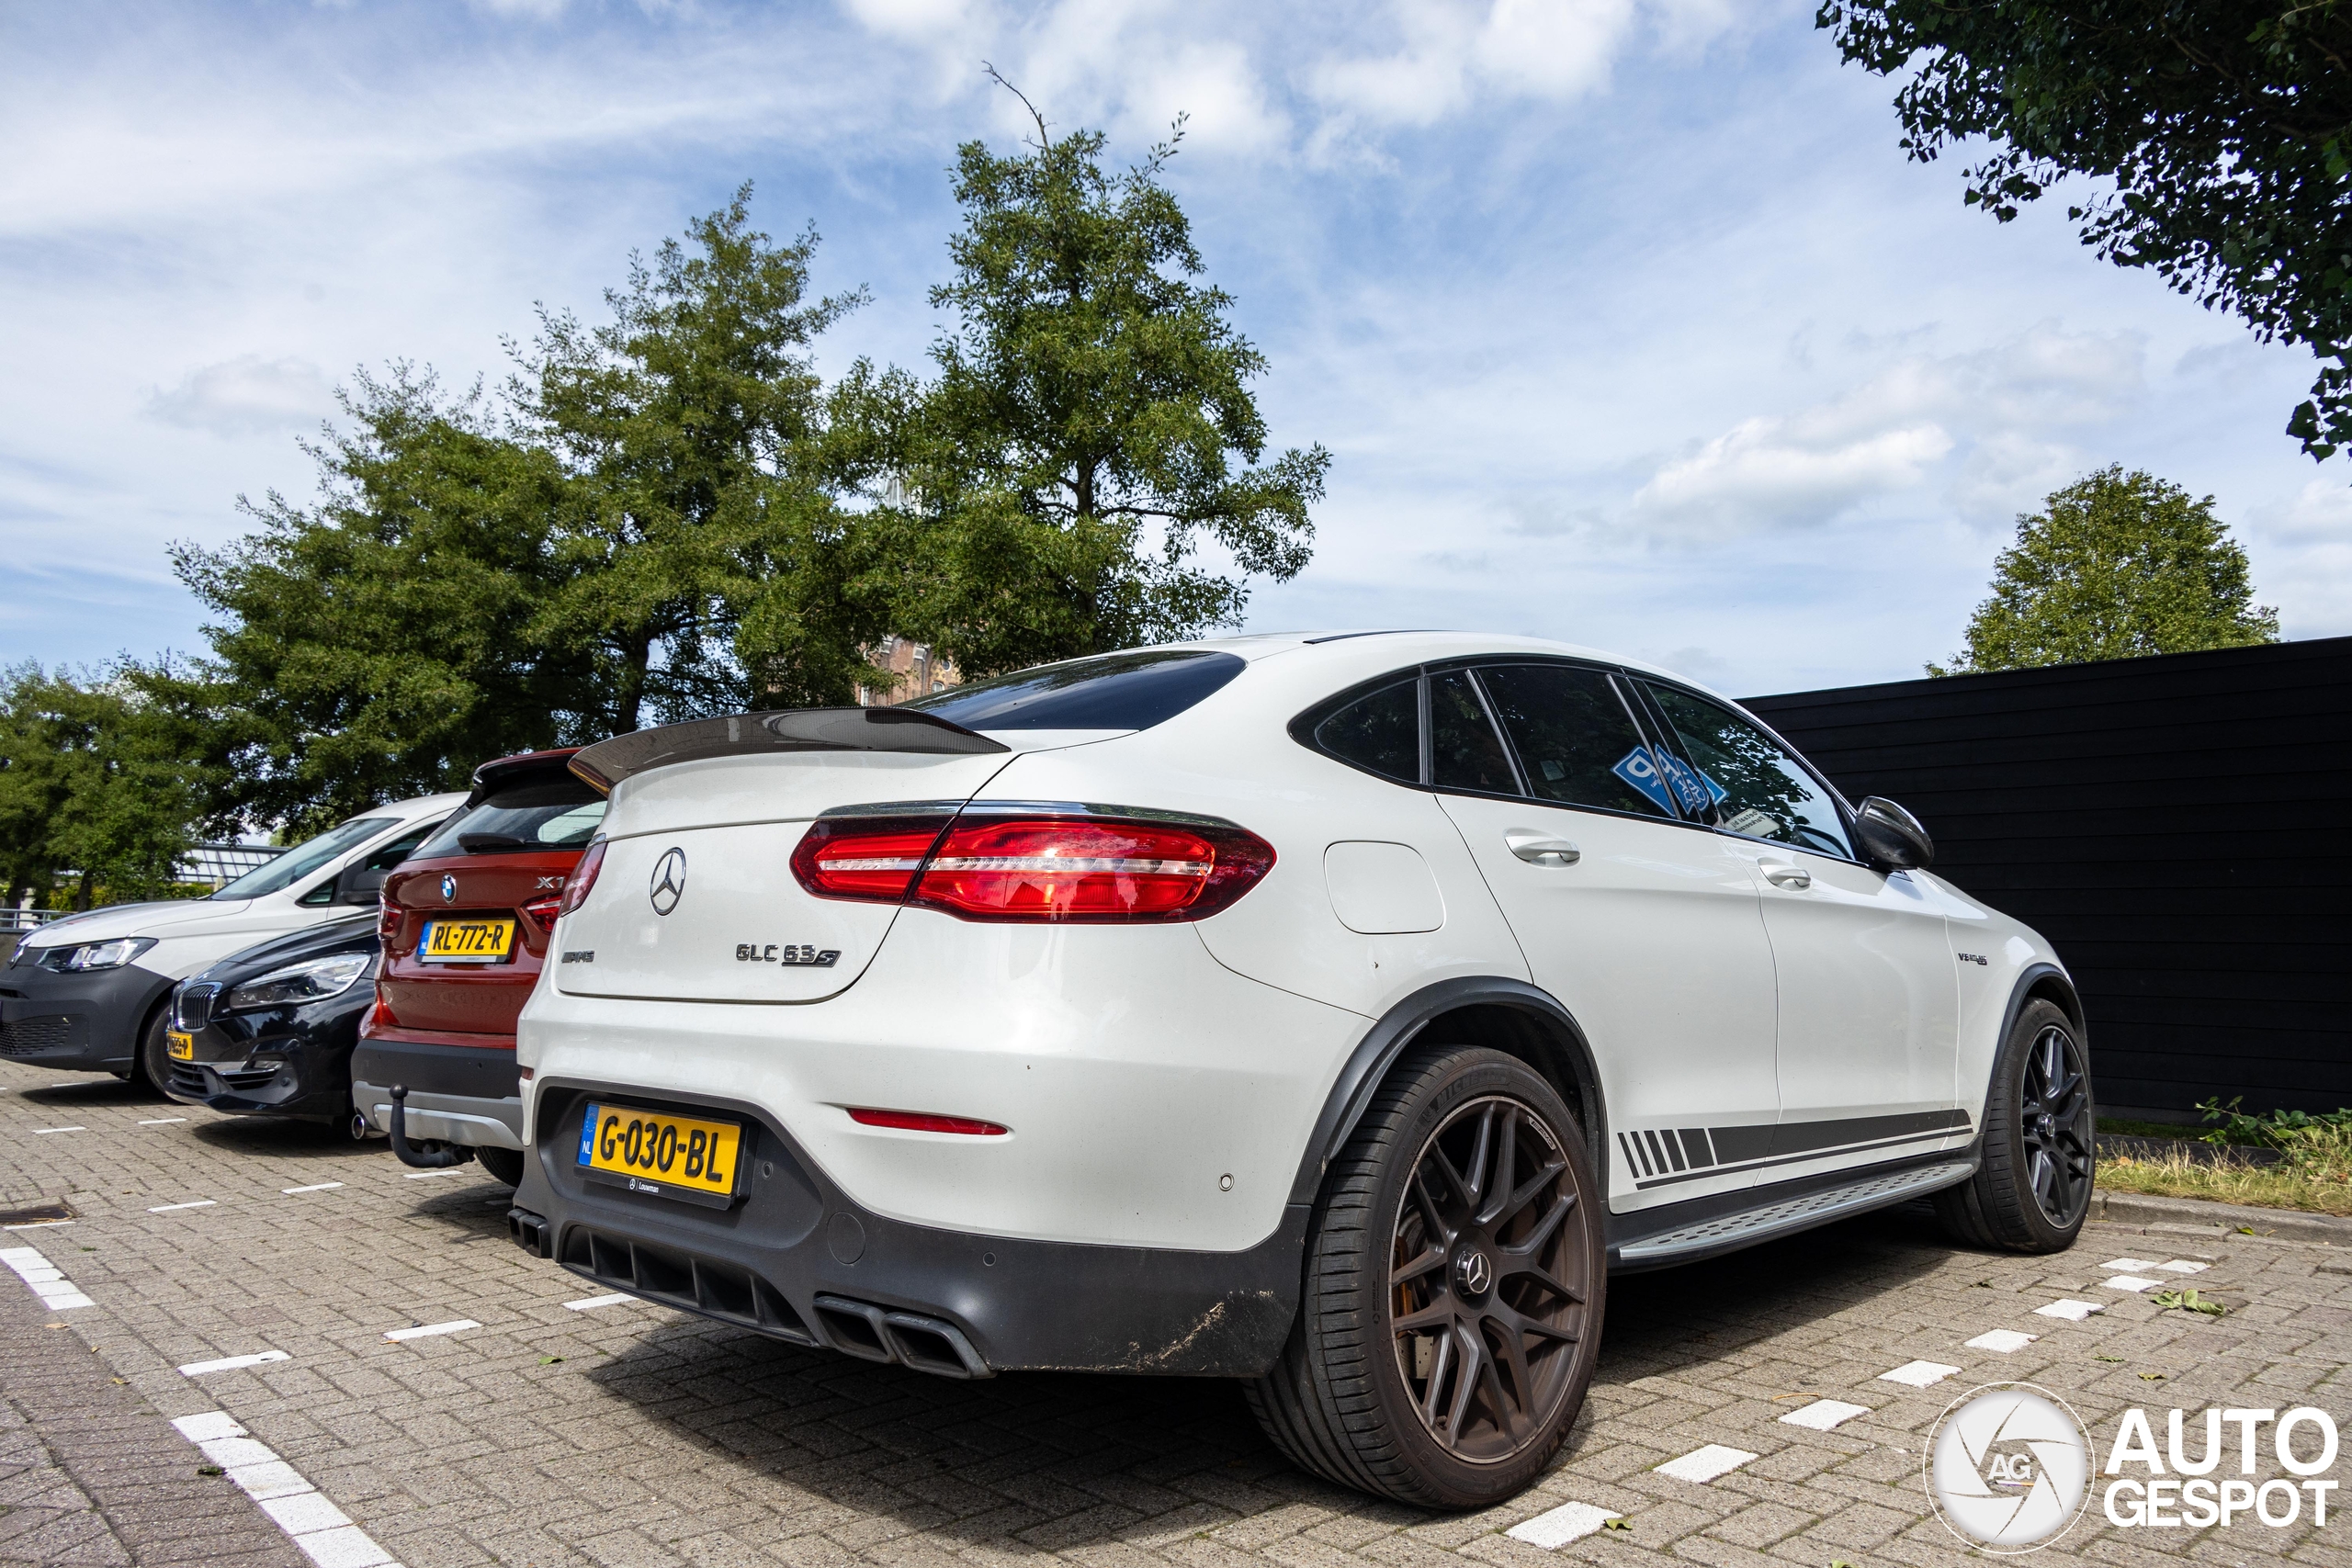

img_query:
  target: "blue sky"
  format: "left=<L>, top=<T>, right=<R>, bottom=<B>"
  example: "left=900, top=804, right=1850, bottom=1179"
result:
left=5, top=0, right=2346, bottom=699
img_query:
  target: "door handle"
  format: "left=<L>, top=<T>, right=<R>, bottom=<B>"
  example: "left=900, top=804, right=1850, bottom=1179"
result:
left=1504, top=829, right=1580, bottom=867
left=1761, top=863, right=1812, bottom=889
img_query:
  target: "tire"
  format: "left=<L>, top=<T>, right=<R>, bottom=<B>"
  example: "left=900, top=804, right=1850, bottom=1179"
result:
left=474, top=1145, right=526, bottom=1187
left=132, top=1004, right=176, bottom=1092
left=1936, top=998, right=2093, bottom=1253
left=1246, top=1045, right=1606, bottom=1508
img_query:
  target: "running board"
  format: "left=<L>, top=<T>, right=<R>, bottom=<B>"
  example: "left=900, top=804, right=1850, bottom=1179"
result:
left=1612, top=1157, right=1975, bottom=1270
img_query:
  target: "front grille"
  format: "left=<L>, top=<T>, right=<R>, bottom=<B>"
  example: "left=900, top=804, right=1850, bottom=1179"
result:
left=169, top=1061, right=279, bottom=1095
left=0, top=1016, right=82, bottom=1057
left=174, top=984, right=222, bottom=1032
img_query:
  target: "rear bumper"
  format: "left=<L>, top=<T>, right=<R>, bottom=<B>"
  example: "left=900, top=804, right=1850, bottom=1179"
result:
left=0, top=962, right=172, bottom=1072
left=511, top=1075, right=1308, bottom=1376
left=351, top=1038, right=522, bottom=1149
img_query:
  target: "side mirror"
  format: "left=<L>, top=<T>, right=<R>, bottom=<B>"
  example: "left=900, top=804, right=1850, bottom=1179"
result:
left=1852, top=796, right=1934, bottom=871
left=334, top=863, right=388, bottom=906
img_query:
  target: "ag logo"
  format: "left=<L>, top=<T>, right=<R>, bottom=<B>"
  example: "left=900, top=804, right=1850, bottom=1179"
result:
left=648, top=848, right=687, bottom=917
left=1928, top=1383, right=2092, bottom=1552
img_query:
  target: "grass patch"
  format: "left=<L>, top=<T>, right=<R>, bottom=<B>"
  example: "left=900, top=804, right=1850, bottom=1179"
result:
left=2098, top=1114, right=2352, bottom=1217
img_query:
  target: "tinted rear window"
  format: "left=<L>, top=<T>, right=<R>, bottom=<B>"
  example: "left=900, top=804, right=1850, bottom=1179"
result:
left=1313, top=679, right=1419, bottom=783
left=413, top=773, right=606, bottom=858
left=907, top=649, right=1246, bottom=731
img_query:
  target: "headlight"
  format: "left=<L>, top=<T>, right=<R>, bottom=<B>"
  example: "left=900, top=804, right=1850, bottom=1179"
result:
left=224, top=952, right=374, bottom=1011
left=50, top=938, right=158, bottom=972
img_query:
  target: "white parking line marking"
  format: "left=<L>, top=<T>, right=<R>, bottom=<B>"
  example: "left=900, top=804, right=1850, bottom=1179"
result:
left=2034, top=1299, right=2106, bottom=1321
left=1, top=1220, right=73, bottom=1231
left=384, top=1319, right=479, bottom=1342
left=1779, top=1398, right=1870, bottom=1430
left=562, top=1293, right=634, bottom=1311
left=1506, top=1500, right=1623, bottom=1546
left=1965, top=1329, right=2040, bottom=1353
left=0, top=1246, right=95, bottom=1311
left=282, top=1183, right=345, bottom=1194
left=32, top=1126, right=84, bottom=1134
left=2103, top=1274, right=2165, bottom=1292
left=402, top=1169, right=465, bottom=1180
left=139, top=1117, right=188, bottom=1125
left=1879, top=1359, right=1962, bottom=1388
left=1656, top=1444, right=1758, bottom=1483
left=170, top=1413, right=401, bottom=1568
left=148, top=1200, right=218, bottom=1213
left=178, top=1349, right=293, bottom=1376
left=2156, top=1259, right=2210, bottom=1273
left=2102, top=1258, right=2158, bottom=1271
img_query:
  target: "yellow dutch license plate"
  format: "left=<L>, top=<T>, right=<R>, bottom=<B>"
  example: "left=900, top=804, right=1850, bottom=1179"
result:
left=419, top=919, right=515, bottom=963
left=166, top=1032, right=194, bottom=1060
left=576, top=1102, right=745, bottom=1207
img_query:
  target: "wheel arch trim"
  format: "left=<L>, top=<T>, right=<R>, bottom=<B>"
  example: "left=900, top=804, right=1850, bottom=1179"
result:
left=1975, top=962, right=2086, bottom=1125
left=1287, top=976, right=1607, bottom=1206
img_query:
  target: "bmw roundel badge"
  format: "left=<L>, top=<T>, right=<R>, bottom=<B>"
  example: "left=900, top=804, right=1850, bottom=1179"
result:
left=650, top=848, right=687, bottom=916
left=440, top=874, right=458, bottom=903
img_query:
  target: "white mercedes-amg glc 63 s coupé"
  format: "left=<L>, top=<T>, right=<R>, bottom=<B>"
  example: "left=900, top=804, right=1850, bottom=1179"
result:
left=505, top=631, right=2091, bottom=1507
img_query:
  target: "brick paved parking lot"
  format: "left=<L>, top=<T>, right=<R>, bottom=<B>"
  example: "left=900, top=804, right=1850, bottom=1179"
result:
left=1, top=1061, right=2346, bottom=1568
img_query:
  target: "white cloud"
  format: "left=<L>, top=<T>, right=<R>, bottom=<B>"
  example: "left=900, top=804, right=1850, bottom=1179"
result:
left=1633, top=417, right=1952, bottom=536
left=1627, top=321, right=2146, bottom=539
left=144, top=355, right=335, bottom=439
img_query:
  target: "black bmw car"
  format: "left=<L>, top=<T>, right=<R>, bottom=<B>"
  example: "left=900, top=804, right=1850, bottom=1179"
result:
left=162, top=915, right=379, bottom=1125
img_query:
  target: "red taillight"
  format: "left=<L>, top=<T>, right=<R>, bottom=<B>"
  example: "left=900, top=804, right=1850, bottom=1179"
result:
left=848, top=1107, right=1009, bottom=1135
left=363, top=996, right=397, bottom=1035
left=789, top=814, right=955, bottom=903
left=378, top=902, right=401, bottom=946
left=557, top=840, right=606, bottom=915
left=793, top=808, right=1275, bottom=923
left=521, top=894, right=563, bottom=929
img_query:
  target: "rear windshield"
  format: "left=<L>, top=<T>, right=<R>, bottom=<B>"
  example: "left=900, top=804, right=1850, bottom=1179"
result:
left=413, top=773, right=606, bottom=858
left=906, top=649, right=1246, bottom=731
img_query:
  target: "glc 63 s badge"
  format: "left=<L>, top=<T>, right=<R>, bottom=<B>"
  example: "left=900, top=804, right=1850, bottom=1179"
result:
left=736, top=943, right=840, bottom=967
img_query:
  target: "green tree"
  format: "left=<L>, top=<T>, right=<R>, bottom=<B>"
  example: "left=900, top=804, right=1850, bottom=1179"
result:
left=833, top=94, right=1328, bottom=675
left=165, top=190, right=894, bottom=830
left=164, top=368, right=594, bottom=833
left=517, top=186, right=890, bottom=727
left=1817, top=3, right=2352, bottom=459
left=0, top=664, right=210, bottom=908
left=1934, top=467, right=2281, bottom=674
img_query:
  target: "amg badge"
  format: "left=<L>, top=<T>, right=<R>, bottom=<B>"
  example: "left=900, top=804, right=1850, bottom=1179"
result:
left=736, top=943, right=840, bottom=967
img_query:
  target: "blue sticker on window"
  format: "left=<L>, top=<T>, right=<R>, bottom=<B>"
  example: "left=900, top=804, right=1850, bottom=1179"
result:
left=1612, top=749, right=1724, bottom=815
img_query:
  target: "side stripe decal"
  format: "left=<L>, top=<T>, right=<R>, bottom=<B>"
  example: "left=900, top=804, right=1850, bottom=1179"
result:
left=1614, top=1109, right=1973, bottom=1190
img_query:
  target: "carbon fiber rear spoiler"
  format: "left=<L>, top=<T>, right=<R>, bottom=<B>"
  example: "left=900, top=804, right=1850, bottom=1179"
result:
left=567, top=708, right=1007, bottom=795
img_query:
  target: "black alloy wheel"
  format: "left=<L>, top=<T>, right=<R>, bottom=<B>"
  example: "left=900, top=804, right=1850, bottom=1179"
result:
left=2018, top=1022, right=2093, bottom=1225
left=1248, top=1046, right=1606, bottom=1507
left=1391, top=1094, right=1589, bottom=1462
left=1935, top=998, right=2094, bottom=1253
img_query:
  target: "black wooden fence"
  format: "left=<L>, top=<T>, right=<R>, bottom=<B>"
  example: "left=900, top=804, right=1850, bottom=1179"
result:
left=1744, top=637, right=2352, bottom=1122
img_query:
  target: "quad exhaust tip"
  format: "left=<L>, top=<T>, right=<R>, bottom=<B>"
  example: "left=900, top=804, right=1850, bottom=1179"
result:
left=812, top=1294, right=991, bottom=1379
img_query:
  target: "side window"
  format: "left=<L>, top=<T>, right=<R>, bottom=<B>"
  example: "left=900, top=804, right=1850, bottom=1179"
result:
left=1312, top=679, right=1419, bottom=784
left=1642, top=685, right=1855, bottom=859
left=359, top=819, right=442, bottom=873
left=1430, top=671, right=1516, bottom=795
left=1477, top=665, right=1673, bottom=819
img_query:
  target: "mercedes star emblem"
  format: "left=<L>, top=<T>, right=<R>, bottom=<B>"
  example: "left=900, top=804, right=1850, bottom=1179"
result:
left=1453, top=1247, right=1493, bottom=1296
left=649, top=848, right=687, bottom=916
left=439, top=874, right=458, bottom=904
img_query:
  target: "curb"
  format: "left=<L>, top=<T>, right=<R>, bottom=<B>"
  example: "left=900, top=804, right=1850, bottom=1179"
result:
left=2091, top=1189, right=2352, bottom=1246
